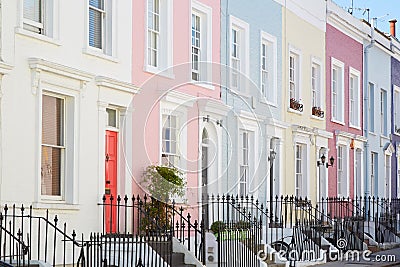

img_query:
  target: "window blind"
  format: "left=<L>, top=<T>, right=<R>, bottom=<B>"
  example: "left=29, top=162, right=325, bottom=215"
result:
left=41, top=95, right=64, bottom=196
left=89, top=0, right=104, bottom=49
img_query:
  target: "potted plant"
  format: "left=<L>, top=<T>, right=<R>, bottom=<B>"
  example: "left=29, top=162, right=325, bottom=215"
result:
left=140, top=165, right=185, bottom=233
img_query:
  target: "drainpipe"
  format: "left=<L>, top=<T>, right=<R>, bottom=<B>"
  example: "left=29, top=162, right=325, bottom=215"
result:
left=363, top=18, right=376, bottom=197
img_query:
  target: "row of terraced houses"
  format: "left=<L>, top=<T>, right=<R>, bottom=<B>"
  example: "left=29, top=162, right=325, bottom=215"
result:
left=1, top=0, right=400, bottom=266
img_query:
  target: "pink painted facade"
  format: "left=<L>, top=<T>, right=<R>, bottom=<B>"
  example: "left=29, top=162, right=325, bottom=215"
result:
left=130, top=0, right=222, bottom=212
left=326, top=23, right=364, bottom=198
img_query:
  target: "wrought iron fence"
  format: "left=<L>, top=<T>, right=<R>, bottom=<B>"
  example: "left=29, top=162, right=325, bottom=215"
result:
left=0, top=203, right=172, bottom=267
left=100, top=194, right=206, bottom=265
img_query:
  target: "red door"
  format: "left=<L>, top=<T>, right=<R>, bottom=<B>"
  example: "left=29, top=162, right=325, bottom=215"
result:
left=105, top=130, right=118, bottom=233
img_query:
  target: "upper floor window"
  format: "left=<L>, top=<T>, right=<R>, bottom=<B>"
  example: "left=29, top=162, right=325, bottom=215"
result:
left=191, top=2, right=212, bottom=83
left=41, top=94, right=65, bottom=198
left=88, top=0, right=112, bottom=54
left=231, top=28, right=240, bottom=89
left=162, top=114, right=179, bottom=167
left=331, top=58, right=344, bottom=123
left=394, top=86, right=400, bottom=135
left=191, top=14, right=201, bottom=81
left=349, top=68, right=360, bottom=127
left=146, top=0, right=172, bottom=71
left=23, top=0, right=44, bottom=33
left=260, top=32, right=277, bottom=105
left=288, top=47, right=301, bottom=110
left=369, top=83, right=375, bottom=132
left=148, top=0, right=159, bottom=67
left=380, top=89, right=388, bottom=136
left=311, top=61, right=322, bottom=113
left=289, top=54, right=298, bottom=100
left=230, top=16, right=249, bottom=91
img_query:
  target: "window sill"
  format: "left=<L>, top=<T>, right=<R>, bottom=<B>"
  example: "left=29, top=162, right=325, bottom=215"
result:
left=369, top=131, right=376, bottom=136
left=15, top=27, right=61, bottom=46
left=190, top=81, right=215, bottom=90
left=144, top=65, right=175, bottom=79
left=82, top=48, right=119, bottom=63
left=349, top=124, right=361, bottom=130
left=380, top=134, right=390, bottom=140
left=260, top=98, right=278, bottom=107
left=310, top=115, right=324, bottom=121
left=32, top=201, right=80, bottom=211
left=287, top=108, right=303, bottom=115
left=331, top=119, right=345, bottom=126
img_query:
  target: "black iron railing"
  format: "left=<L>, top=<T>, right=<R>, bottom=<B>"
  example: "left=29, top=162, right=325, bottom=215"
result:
left=100, top=194, right=206, bottom=265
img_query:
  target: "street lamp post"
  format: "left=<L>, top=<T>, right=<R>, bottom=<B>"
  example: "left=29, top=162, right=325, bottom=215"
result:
left=269, top=148, right=277, bottom=220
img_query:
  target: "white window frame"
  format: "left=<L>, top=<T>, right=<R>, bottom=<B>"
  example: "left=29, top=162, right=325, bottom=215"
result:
left=239, top=130, right=249, bottom=196
left=384, top=154, right=391, bottom=199
left=260, top=31, right=277, bottom=106
left=145, top=0, right=173, bottom=74
left=349, top=67, right=361, bottom=128
left=39, top=88, right=76, bottom=203
left=161, top=114, right=179, bottom=167
left=190, top=1, right=212, bottom=84
left=331, top=58, right=344, bottom=124
left=371, top=152, right=377, bottom=195
left=288, top=45, right=301, bottom=104
left=369, top=83, right=375, bottom=133
left=394, top=86, right=400, bottom=135
left=336, top=144, right=349, bottom=197
left=380, top=89, right=388, bottom=136
left=18, top=0, right=58, bottom=40
left=295, top=143, right=307, bottom=197
left=88, top=0, right=106, bottom=50
left=229, top=16, right=249, bottom=92
left=41, top=93, right=65, bottom=200
left=311, top=57, right=322, bottom=112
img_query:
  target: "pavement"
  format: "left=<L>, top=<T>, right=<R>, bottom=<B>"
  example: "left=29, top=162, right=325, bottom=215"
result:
left=316, top=247, right=400, bottom=267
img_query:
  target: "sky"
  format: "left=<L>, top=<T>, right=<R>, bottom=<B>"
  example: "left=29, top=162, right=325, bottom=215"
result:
left=332, top=0, right=400, bottom=34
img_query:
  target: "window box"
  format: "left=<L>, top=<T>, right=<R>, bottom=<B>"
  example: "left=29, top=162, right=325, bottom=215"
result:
left=290, top=98, right=303, bottom=112
left=312, top=106, right=324, bottom=118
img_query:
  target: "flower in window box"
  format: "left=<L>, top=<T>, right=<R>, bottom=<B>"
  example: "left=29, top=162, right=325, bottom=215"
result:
left=312, top=106, right=325, bottom=118
left=290, top=98, right=303, bottom=112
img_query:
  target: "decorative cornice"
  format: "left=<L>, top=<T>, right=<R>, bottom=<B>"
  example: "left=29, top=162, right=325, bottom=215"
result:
left=95, top=76, right=140, bottom=95
left=28, top=58, right=93, bottom=81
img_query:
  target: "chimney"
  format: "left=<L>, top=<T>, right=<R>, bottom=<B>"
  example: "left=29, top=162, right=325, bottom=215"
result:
left=390, top=19, right=397, bottom=37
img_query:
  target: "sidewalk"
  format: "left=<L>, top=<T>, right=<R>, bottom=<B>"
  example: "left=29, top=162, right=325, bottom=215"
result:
left=316, top=247, right=400, bottom=266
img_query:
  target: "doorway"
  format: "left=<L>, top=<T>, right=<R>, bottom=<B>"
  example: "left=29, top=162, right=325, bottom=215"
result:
left=105, top=130, right=118, bottom=233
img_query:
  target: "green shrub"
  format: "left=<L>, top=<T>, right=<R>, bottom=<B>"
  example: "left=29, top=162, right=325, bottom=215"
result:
left=210, top=221, right=226, bottom=234
left=235, top=220, right=251, bottom=230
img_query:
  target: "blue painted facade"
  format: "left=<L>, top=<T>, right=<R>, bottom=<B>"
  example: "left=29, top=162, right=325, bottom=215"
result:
left=220, top=0, right=283, bottom=202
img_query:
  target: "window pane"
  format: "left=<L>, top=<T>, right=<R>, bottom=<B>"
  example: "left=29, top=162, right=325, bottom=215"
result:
left=42, top=95, right=64, bottom=146
left=89, top=8, right=103, bottom=49
left=41, top=146, right=62, bottom=196
left=89, top=0, right=104, bottom=9
left=106, top=108, right=117, bottom=127
left=24, top=0, right=42, bottom=22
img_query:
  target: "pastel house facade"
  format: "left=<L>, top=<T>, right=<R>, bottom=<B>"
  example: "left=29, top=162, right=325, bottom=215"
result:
left=281, top=0, right=331, bottom=203
left=325, top=2, right=366, bottom=198
left=0, top=0, right=138, bottom=233
left=363, top=23, right=393, bottom=198
left=130, top=0, right=226, bottom=220
left=219, top=0, right=285, bottom=203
